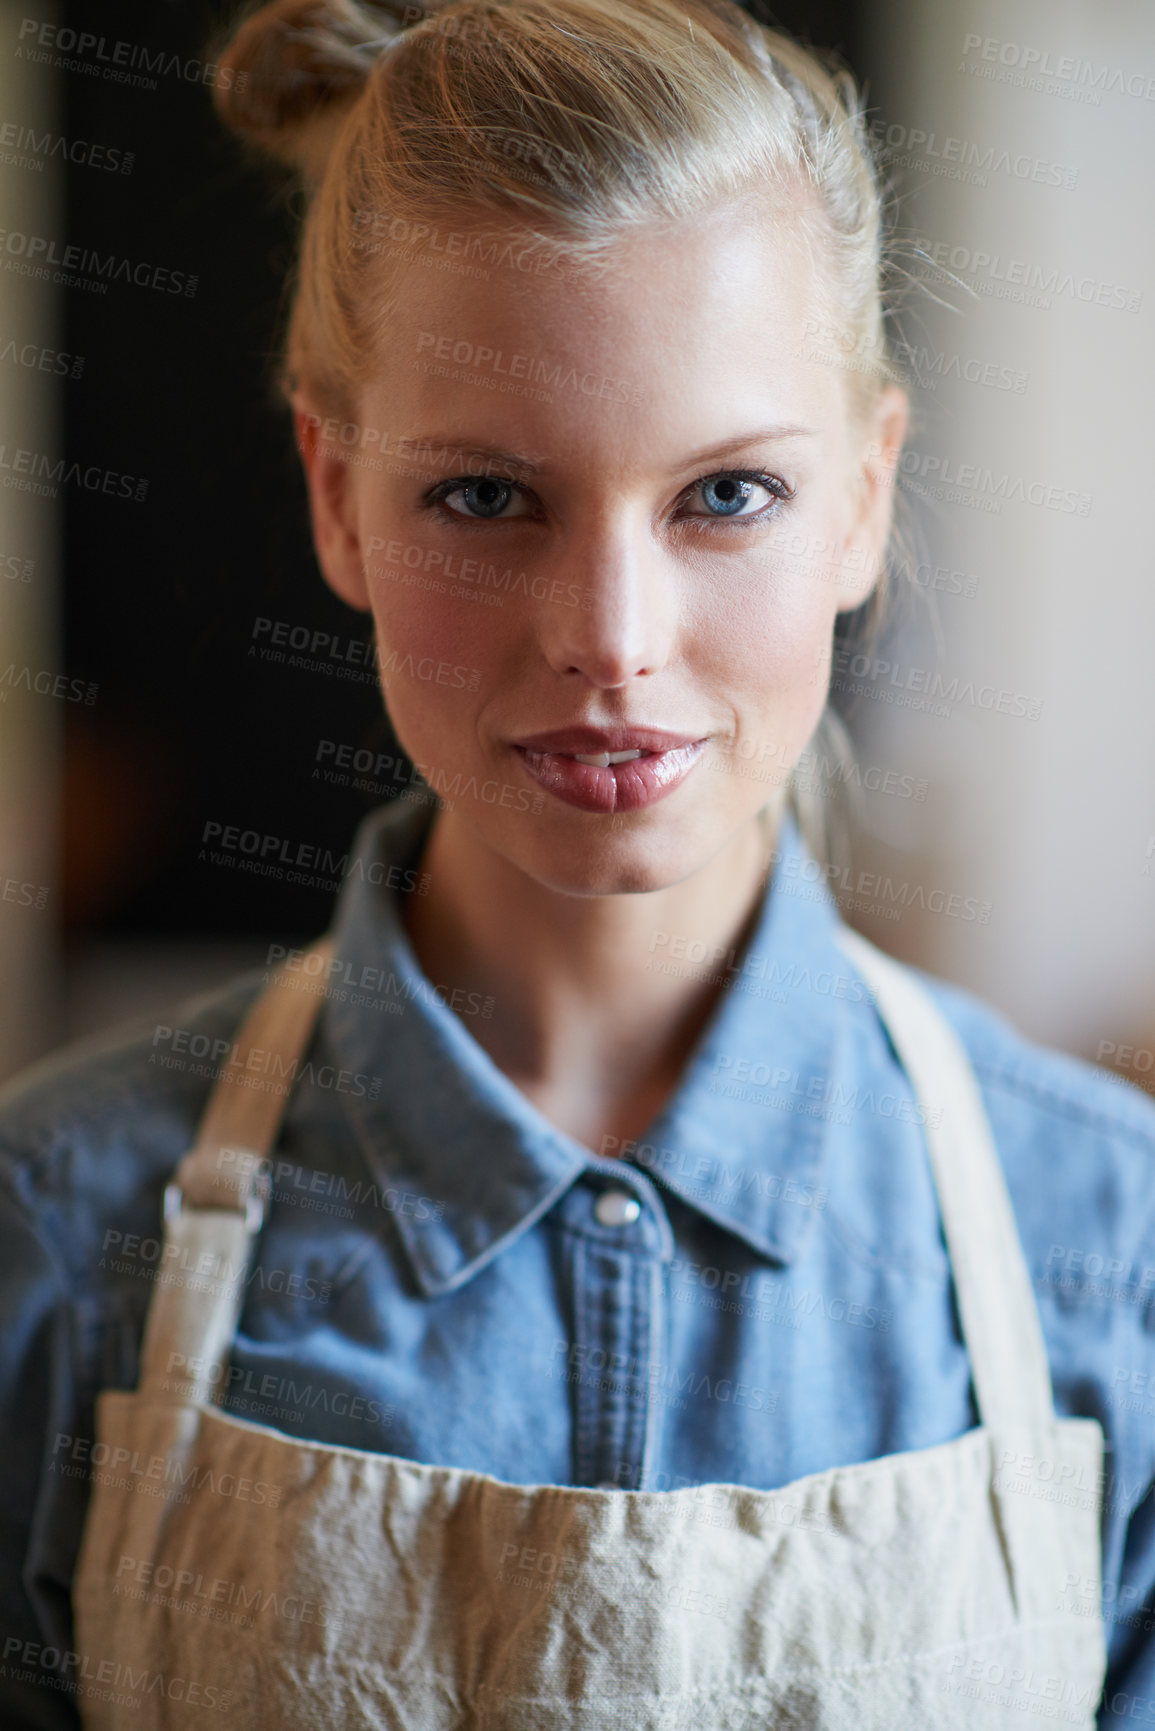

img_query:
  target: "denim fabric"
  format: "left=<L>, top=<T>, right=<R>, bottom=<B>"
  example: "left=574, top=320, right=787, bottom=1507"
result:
left=1, top=795, right=1153, bottom=1729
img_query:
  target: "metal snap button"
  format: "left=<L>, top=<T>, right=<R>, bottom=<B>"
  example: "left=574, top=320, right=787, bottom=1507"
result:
left=594, top=1189, right=641, bottom=1228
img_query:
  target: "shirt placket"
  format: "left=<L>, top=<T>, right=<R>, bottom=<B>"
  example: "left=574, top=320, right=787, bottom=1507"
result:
left=569, top=1183, right=668, bottom=1491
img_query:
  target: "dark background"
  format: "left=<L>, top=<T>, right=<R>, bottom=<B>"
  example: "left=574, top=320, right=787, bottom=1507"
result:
left=60, top=0, right=865, bottom=947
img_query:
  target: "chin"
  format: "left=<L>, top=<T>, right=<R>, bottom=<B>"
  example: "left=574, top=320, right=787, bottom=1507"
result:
left=502, top=820, right=716, bottom=900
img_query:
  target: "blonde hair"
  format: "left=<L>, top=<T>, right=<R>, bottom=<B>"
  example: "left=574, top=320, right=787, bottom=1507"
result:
left=212, top=0, right=907, bottom=863
left=214, top=0, right=899, bottom=413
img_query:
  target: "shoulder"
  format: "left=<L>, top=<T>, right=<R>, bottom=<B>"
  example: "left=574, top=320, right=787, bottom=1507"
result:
left=918, top=963, right=1155, bottom=1154
left=0, top=968, right=269, bottom=1149
left=883, top=957, right=1155, bottom=1292
left=0, top=971, right=267, bottom=1275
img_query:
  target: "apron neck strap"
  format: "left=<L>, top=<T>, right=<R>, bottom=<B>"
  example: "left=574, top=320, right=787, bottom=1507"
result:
left=836, top=928, right=1055, bottom=1434
left=174, top=938, right=336, bottom=1213
left=137, top=940, right=333, bottom=1405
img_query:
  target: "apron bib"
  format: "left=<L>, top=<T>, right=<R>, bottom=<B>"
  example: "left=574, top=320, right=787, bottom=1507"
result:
left=72, top=929, right=1108, bottom=1728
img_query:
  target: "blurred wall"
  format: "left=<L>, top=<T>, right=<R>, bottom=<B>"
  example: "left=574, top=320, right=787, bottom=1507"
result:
left=850, top=0, right=1155, bottom=1076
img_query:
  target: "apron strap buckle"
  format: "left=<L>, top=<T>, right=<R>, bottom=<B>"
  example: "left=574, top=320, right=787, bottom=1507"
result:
left=163, top=1166, right=270, bottom=1235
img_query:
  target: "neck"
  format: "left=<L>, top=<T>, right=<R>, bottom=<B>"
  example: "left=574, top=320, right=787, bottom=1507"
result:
left=401, top=804, right=781, bottom=1153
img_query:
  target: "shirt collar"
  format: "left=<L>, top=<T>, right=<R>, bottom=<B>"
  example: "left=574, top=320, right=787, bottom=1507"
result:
left=321, top=796, right=853, bottom=1295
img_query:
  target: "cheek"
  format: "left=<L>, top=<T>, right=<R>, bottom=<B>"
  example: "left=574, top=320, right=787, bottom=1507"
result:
left=362, top=544, right=506, bottom=758
left=701, top=551, right=838, bottom=710
left=690, top=550, right=839, bottom=796
left=361, top=497, right=521, bottom=666
left=364, top=531, right=497, bottom=665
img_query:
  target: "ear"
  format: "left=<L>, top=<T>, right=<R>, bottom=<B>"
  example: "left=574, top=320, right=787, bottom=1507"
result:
left=836, top=383, right=909, bottom=613
left=291, top=394, right=371, bottom=611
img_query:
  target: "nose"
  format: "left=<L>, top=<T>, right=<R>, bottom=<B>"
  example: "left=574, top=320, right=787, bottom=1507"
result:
left=536, top=518, right=680, bottom=689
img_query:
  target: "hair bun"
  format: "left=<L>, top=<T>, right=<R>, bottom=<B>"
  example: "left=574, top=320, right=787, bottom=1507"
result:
left=212, top=0, right=424, bottom=175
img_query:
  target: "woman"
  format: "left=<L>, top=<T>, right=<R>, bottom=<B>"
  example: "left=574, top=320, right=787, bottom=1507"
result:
left=1, top=0, right=1153, bottom=1725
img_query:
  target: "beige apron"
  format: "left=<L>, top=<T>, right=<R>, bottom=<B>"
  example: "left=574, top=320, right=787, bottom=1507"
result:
left=72, top=928, right=1108, bottom=1728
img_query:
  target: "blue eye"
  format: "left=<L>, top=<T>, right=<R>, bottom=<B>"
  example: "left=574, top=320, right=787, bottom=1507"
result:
left=440, top=478, right=530, bottom=519
left=686, top=472, right=782, bottom=519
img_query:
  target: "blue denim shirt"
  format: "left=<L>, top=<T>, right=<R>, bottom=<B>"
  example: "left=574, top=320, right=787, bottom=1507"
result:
left=1, top=795, right=1154, bottom=1729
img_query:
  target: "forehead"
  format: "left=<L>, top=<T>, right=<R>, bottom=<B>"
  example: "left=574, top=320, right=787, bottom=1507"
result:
left=360, top=204, right=847, bottom=459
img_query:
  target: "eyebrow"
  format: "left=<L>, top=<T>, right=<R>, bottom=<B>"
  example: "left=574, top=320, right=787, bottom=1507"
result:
left=401, top=436, right=544, bottom=477
left=683, top=427, right=817, bottom=464
left=400, top=425, right=816, bottom=478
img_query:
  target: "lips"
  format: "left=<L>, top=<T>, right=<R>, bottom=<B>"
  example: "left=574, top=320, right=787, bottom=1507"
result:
left=512, top=725, right=704, bottom=756
left=510, top=726, right=709, bottom=814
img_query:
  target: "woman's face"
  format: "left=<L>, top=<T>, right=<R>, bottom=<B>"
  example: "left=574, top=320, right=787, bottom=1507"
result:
left=298, top=203, right=907, bottom=896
